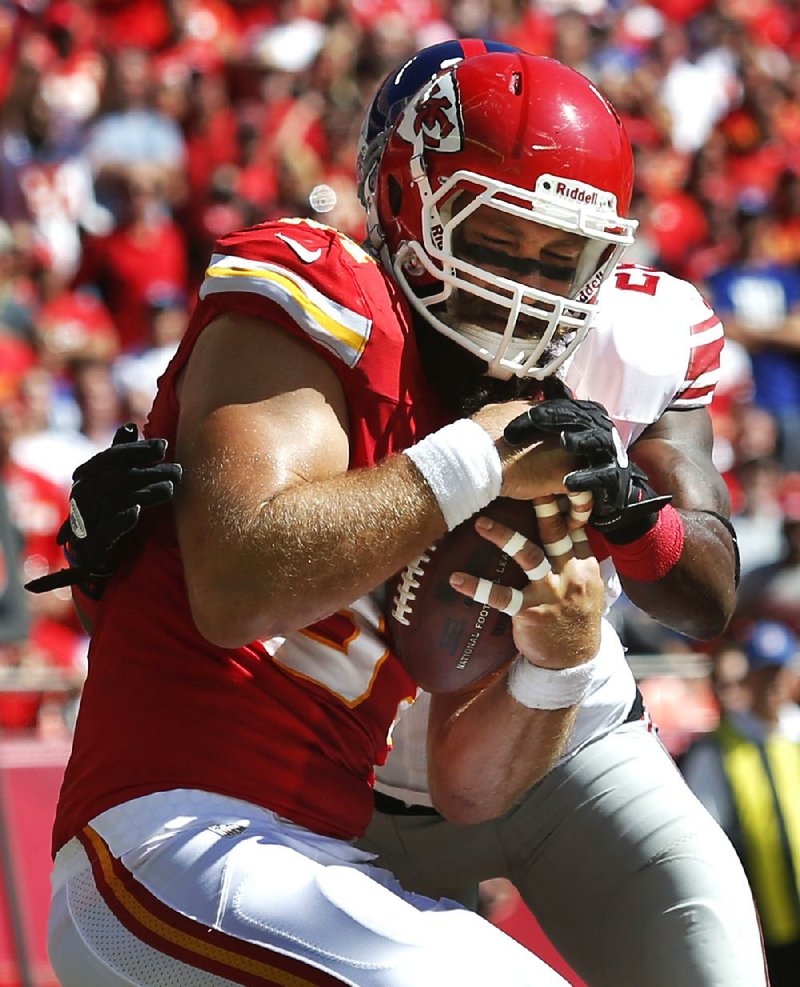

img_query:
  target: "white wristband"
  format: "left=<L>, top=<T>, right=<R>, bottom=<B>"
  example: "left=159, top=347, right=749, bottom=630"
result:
left=506, top=652, right=600, bottom=710
left=404, top=419, right=503, bottom=530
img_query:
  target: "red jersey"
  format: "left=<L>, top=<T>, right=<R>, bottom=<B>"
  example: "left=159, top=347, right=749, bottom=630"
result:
left=74, top=219, right=189, bottom=352
left=53, top=220, right=447, bottom=853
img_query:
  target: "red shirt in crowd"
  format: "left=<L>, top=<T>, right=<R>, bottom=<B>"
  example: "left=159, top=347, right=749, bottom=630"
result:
left=74, top=217, right=189, bottom=352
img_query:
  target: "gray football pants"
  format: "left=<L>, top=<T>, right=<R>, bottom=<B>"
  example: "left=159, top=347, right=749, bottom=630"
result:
left=358, top=720, right=768, bottom=987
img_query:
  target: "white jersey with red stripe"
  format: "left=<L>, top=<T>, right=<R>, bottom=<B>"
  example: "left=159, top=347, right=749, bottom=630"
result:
left=375, top=262, right=725, bottom=808
left=563, top=260, right=723, bottom=609
left=565, top=263, right=724, bottom=438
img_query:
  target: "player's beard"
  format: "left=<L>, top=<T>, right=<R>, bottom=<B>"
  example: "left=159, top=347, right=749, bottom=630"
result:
left=411, top=311, right=568, bottom=415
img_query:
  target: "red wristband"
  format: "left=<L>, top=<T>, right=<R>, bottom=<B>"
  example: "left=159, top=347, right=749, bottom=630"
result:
left=585, top=527, right=611, bottom=563
left=605, top=504, right=685, bottom=582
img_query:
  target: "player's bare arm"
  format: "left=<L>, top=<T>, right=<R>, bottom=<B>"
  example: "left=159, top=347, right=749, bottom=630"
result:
left=427, top=502, right=604, bottom=824
left=175, top=312, right=577, bottom=647
left=427, top=672, right=581, bottom=825
left=625, top=405, right=737, bottom=639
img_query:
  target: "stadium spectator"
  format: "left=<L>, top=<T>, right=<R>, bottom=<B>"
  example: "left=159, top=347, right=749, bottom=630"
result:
left=0, top=66, right=105, bottom=285
left=182, top=68, right=240, bottom=221
left=0, top=400, right=84, bottom=734
left=707, top=212, right=800, bottom=471
left=760, top=167, right=800, bottom=265
left=72, top=165, right=189, bottom=352
left=736, top=472, right=800, bottom=635
left=36, top=289, right=119, bottom=377
left=0, top=476, right=33, bottom=732
left=654, top=18, right=739, bottom=154
left=86, top=46, right=187, bottom=214
left=682, top=621, right=800, bottom=987
left=706, top=636, right=750, bottom=718
left=10, top=357, right=122, bottom=491
left=113, top=288, right=189, bottom=427
left=637, top=146, right=710, bottom=279
left=0, top=334, right=38, bottom=407
left=69, top=357, right=124, bottom=449
left=94, top=0, right=173, bottom=53
left=37, top=0, right=106, bottom=126
left=0, top=220, right=37, bottom=346
left=731, top=455, right=786, bottom=575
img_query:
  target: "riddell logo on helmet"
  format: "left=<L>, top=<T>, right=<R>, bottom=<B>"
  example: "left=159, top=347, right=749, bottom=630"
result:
left=555, top=182, right=599, bottom=205
left=536, top=175, right=615, bottom=212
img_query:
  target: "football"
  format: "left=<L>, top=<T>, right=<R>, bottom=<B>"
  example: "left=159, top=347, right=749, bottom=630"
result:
left=386, top=497, right=541, bottom=694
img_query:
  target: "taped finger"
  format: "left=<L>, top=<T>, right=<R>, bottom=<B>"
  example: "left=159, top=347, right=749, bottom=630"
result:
left=542, top=534, right=574, bottom=557
left=568, top=525, right=593, bottom=559
left=473, top=578, right=494, bottom=606
left=500, top=587, right=524, bottom=617
left=502, top=531, right=529, bottom=556
left=472, top=578, right=524, bottom=617
left=568, top=492, right=593, bottom=524
left=533, top=500, right=560, bottom=519
left=524, top=558, right=552, bottom=581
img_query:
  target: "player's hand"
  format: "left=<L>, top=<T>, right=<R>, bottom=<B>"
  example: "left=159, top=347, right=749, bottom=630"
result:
left=24, top=424, right=182, bottom=596
left=471, top=401, right=577, bottom=500
left=503, top=396, right=619, bottom=453
left=449, top=495, right=603, bottom=669
left=502, top=397, right=671, bottom=539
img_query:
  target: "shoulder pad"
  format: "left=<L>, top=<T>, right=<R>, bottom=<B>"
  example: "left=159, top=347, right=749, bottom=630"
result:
left=199, top=220, right=397, bottom=369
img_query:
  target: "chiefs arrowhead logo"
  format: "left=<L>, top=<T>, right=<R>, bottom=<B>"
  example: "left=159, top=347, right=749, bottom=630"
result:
left=396, top=73, right=464, bottom=154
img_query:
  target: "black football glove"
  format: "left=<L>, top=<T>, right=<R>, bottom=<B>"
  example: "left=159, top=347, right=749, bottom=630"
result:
left=24, top=424, right=182, bottom=595
left=503, top=397, right=672, bottom=542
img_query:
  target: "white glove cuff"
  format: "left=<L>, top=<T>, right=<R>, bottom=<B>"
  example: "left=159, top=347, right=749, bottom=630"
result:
left=507, top=651, right=600, bottom=710
left=404, top=419, right=503, bottom=531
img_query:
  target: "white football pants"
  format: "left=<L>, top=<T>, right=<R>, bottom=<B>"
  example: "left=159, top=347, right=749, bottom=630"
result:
left=48, top=789, right=569, bottom=987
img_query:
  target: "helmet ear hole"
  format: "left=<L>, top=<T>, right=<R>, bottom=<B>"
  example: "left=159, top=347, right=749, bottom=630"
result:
left=388, top=174, right=403, bottom=216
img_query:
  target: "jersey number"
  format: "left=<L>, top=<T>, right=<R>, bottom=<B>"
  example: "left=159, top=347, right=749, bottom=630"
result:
left=263, top=596, right=391, bottom=706
left=614, top=265, right=661, bottom=296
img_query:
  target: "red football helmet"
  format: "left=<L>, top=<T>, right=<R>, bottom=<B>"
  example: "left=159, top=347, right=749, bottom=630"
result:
left=370, top=53, right=638, bottom=379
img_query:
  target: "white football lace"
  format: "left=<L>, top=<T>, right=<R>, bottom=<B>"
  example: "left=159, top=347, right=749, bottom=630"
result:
left=391, top=544, right=438, bottom=626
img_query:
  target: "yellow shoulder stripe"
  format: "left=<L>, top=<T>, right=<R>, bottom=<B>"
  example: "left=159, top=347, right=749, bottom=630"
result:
left=200, top=253, right=372, bottom=368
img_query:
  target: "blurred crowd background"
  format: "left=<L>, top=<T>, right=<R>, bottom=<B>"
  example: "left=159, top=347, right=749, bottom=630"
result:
left=2, top=1, right=800, bottom=980
left=0, top=0, right=798, bottom=758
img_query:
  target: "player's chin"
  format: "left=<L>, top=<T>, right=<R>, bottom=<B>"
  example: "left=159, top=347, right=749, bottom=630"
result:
left=449, top=300, right=547, bottom=337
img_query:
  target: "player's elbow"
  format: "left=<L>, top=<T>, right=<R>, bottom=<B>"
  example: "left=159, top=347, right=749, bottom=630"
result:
left=683, top=580, right=737, bottom=641
left=692, top=604, right=734, bottom=641
left=184, top=573, right=279, bottom=648
left=188, top=591, right=255, bottom=648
